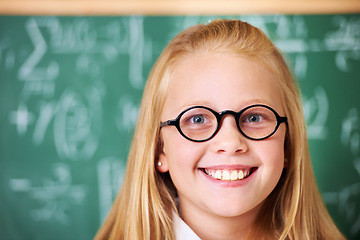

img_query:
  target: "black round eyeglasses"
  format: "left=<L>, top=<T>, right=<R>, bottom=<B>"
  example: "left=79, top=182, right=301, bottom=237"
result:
left=160, top=104, right=288, bottom=142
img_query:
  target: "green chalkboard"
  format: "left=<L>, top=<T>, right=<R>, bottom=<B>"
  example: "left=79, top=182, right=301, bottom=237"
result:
left=1, top=15, right=359, bottom=240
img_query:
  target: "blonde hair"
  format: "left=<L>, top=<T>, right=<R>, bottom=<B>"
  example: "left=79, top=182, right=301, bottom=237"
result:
left=95, top=19, right=345, bottom=240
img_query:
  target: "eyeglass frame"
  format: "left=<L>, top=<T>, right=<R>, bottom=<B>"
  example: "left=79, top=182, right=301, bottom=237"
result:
left=160, top=104, right=288, bottom=142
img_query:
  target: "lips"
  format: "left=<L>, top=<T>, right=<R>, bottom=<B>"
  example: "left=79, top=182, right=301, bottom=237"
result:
left=201, top=167, right=258, bottom=181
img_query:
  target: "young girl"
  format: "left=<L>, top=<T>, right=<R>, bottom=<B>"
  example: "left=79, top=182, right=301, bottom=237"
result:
left=95, top=19, right=346, bottom=240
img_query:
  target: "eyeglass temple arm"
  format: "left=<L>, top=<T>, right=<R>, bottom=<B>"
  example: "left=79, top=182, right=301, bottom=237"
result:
left=160, top=120, right=176, bottom=128
left=279, top=116, right=288, bottom=124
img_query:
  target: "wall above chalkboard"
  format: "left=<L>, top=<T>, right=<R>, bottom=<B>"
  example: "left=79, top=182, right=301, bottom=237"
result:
left=0, top=0, right=360, bottom=15
left=0, top=15, right=359, bottom=240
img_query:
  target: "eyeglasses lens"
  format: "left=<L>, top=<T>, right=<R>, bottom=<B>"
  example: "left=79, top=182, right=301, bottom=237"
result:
left=179, top=108, right=217, bottom=141
left=239, top=106, right=277, bottom=140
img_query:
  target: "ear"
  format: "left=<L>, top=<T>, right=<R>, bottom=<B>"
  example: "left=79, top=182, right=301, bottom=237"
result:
left=157, top=152, right=169, bottom=173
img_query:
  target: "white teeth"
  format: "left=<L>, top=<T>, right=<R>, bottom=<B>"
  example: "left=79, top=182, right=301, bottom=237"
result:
left=222, top=170, right=231, bottom=180
left=238, top=170, right=244, bottom=180
left=230, top=171, right=238, bottom=180
left=215, top=170, right=222, bottom=179
left=204, top=169, right=252, bottom=181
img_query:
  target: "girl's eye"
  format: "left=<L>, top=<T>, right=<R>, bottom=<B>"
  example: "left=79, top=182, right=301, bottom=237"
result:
left=191, top=115, right=206, bottom=124
left=247, top=114, right=261, bottom=123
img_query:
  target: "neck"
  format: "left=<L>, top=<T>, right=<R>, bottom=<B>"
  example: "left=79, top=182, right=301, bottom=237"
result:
left=179, top=203, right=260, bottom=240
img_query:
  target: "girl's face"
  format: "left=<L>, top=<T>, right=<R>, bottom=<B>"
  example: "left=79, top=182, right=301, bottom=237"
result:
left=159, top=53, right=286, bottom=228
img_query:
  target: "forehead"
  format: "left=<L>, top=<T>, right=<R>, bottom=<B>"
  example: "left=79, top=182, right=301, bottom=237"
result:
left=162, top=52, right=283, bottom=117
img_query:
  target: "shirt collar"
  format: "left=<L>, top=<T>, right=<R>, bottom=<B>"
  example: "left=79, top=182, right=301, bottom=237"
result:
left=173, top=211, right=201, bottom=240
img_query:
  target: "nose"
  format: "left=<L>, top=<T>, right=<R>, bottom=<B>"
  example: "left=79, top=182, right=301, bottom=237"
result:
left=211, top=115, right=248, bottom=154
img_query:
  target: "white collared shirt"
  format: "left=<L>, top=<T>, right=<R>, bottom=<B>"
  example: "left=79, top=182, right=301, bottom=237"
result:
left=173, top=211, right=201, bottom=240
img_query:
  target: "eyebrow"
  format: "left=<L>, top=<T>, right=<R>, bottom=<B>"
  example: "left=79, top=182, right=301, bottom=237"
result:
left=243, top=99, right=275, bottom=107
left=180, top=101, right=213, bottom=110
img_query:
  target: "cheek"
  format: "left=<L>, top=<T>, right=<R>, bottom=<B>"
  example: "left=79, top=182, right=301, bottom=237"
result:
left=250, top=124, right=286, bottom=166
left=257, top=135, right=286, bottom=180
left=267, top=148, right=285, bottom=173
left=162, top=131, right=204, bottom=170
left=161, top=133, right=207, bottom=193
left=267, top=125, right=286, bottom=162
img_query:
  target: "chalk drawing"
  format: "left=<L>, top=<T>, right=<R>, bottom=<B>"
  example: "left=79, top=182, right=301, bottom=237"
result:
left=128, top=16, right=145, bottom=89
left=32, top=100, right=57, bottom=145
left=323, top=106, right=360, bottom=237
left=9, top=163, right=87, bottom=225
left=341, top=108, right=360, bottom=155
left=54, top=88, right=102, bottom=161
left=325, top=16, right=360, bottom=51
left=18, top=18, right=59, bottom=100
left=0, top=37, right=10, bottom=61
left=354, top=157, right=360, bottom=177
left=75, top=54, right=101, bottom=78
left=275, top=15, right=307, bottom=40
left=323, top=182, right=360, bottom=236
left=0, top=37, right=16, bottom=70
left=334, top=49, right=360, bottom=73
left=9, top=102, right=35, bottom=135
left=50, top=17, right=130, bottom=57
left=116, top=95, right=139, bottom=133
left=325, top=16, right=360, bottom=72
left=97, top=157, right=125, bottom=222
left=238, top=15, right=310, bottom=54
left=293, top=53, right=308, bottom=80
left=101, top=19, right=131, bottom=61
left=302, top=86, right=329, bottom=139
left=49, top=18, right=97, bottom=53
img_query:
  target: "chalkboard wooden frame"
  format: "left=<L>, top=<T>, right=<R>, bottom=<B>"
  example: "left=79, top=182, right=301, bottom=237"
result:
left=0, top=0, right=359, bottom=15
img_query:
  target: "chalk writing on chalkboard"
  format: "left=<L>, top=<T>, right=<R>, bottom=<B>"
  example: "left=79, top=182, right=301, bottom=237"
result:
left=324, top=16, right=360, bottom=72
left=97, top=157, right=126, bottom=222
left=9, top=163, right=87, bottom=224
left=54, top=88, right=102, bottom=161
left=303, top=86, right=329, bottom=140
left=324, top=107, right=360, bottom=235
left=1, top=15, right=359, bottom=240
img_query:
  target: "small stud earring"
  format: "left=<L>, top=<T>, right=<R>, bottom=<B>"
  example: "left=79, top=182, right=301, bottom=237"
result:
left=157, top=161, right=162, bottom=167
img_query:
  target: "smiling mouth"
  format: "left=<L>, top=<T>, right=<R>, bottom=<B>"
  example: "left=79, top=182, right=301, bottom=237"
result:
left=201, top=168, right=257, bottom=181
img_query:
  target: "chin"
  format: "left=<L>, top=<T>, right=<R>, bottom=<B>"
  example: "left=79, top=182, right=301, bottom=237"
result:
left=208, top=201, right=262, bottom=219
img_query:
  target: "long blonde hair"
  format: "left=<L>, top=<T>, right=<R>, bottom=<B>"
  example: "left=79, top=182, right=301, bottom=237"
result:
left=95, top=19, right=345, bottom=240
